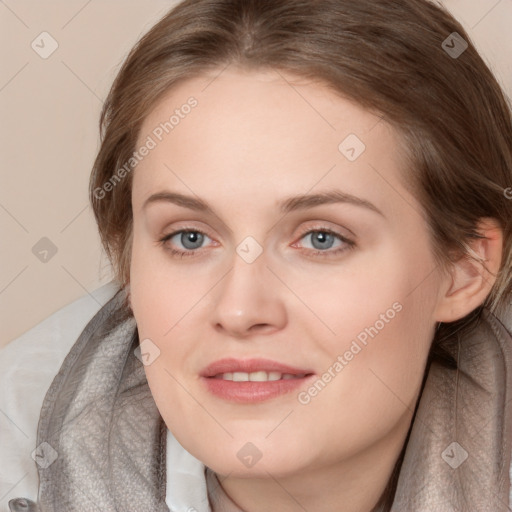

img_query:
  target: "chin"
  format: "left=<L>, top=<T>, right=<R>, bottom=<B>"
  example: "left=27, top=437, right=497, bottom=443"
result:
left=183, top=434, right=313, bottom=479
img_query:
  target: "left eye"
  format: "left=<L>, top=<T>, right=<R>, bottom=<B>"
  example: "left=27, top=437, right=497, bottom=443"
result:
left=299, top=230, right=342, bottom=251
left=292, top=228, right=355, bottom=257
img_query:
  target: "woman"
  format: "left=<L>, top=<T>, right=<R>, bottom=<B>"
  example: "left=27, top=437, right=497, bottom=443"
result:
left=3, top=0, right=512, bottom=510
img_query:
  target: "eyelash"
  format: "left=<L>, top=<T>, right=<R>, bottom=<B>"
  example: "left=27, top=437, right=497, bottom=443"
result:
left=157, top=226, right=356, bottom=259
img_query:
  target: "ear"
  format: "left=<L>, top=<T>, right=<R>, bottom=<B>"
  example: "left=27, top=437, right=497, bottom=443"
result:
left=434, top=218, right=503, bottom=323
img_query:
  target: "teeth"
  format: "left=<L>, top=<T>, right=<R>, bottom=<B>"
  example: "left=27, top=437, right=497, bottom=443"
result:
left=249, top=371, right=268, bottom=382
left=217, top=371, right=305, bottom=381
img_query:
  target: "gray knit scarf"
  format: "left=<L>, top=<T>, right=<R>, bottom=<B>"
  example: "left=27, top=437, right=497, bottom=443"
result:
left=11, top=287, right=512, bottom=511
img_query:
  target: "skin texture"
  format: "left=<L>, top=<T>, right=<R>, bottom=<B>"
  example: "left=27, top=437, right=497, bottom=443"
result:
left=128, top=67, right=502, bottom=512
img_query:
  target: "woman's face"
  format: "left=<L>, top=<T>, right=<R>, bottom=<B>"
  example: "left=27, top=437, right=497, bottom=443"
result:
left=129, top=68, right=446, bottom=478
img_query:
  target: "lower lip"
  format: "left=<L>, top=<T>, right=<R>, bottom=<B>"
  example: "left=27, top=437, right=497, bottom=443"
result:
left=201, top=375, right=314, bottom=403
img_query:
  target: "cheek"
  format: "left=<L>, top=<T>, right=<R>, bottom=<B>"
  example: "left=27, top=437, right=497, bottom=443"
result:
left=296, top=240, right=436, bottom=380
left=129, top=236, right=214, bottom=425
left=302, top=301, right=434, bottom=463
left=129, top=227, right=204, bottom=335
left=291, top=243, right=436, bottom=361
left=129, top=269, right=203, bottom=442
left=295, top=258, right=437, bottom=450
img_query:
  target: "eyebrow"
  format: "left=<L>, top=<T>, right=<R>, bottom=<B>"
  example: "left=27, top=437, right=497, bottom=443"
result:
left=142, top=190, right=385, bottom=217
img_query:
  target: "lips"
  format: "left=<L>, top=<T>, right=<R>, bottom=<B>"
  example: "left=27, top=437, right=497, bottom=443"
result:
left=200, top=358, right=315, bottom=403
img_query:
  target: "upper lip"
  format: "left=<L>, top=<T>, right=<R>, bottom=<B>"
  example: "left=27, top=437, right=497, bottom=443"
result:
left=200, top=358, right=314, bottom=377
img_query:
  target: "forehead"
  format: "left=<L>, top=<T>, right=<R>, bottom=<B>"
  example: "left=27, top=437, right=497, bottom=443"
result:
left=137, top=67, right=388, bottom=155
left=133, top=67, right=412, bottom=218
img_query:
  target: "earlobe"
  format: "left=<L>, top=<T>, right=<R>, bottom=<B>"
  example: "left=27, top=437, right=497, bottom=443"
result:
left=434, top=218, right=503, bottom=323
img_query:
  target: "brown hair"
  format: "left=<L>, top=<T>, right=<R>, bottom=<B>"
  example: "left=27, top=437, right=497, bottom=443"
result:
left=89, top=1, right=512, bottom=507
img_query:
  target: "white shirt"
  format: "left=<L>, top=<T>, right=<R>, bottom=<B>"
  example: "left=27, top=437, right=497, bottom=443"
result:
left=1, top=282, right=511, bottom=511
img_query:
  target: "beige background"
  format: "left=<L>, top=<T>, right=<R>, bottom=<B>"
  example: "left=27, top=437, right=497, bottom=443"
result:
left=1, top=0, right=511, bottom=348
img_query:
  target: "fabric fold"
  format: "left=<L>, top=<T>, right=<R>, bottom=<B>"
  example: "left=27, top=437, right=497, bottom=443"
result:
left=392, top=310, right=512, bottom=511
left=36, top=288, right=168, bottom=512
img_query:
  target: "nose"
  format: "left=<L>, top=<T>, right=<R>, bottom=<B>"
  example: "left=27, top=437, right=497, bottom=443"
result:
left=210, top=249, right=288, bottom=339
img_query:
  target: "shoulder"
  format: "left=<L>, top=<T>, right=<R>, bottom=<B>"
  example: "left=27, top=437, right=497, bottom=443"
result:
left=0, top=281, right=120, bottom=511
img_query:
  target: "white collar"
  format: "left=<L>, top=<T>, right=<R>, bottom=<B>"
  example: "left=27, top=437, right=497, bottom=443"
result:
left=165, top=428, right=212, bottom=512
